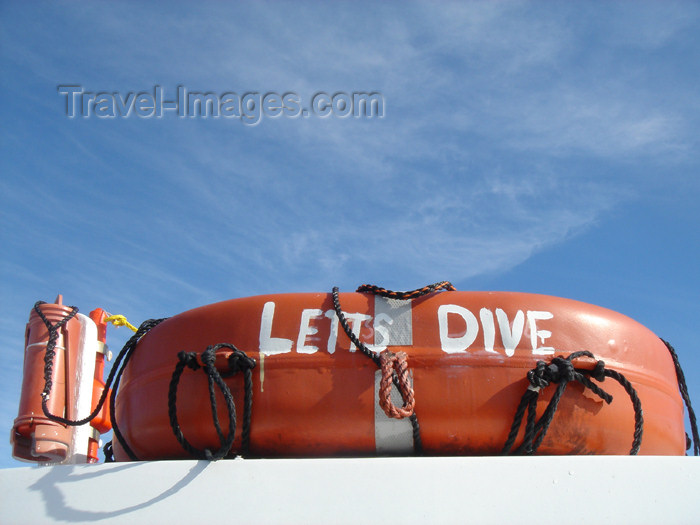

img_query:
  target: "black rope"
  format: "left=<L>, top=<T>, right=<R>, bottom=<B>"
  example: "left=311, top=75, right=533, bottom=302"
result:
left=33, top=301, right=79, bottom=424
left=224, top=346, right=256, bottom=455
left=662, top=339, right=699, bottom=455
left=168, top=348, right=234, bottom=461
left=331, top=282, right=455, bottom=454
left=168, top=343, right=255, bottom=460
left=408, top=414, right=422, bottom=454
left=356, top=281, right=456, bottom=300
left=103, top=441, right=114, bottom=463
left=331, top=287, right=381, bottom=367
left=108, top=318, right=167, bottom=461
left=603, top=367, right=644, bottom=454
left=502, top=351, right=644, bottom=455
left=333, top=286, right=422, bottom=453
left=502, top=387, right=539, bottom=456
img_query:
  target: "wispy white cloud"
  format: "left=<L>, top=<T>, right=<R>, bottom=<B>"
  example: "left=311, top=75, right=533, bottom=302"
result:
left=4, top=2, right=697, bottom=300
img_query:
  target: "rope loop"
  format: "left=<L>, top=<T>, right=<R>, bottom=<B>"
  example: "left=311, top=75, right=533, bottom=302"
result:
left=502, top=351, right=642, bottom=456
left=378, top=351, right=415, bottom=419
left=168, top=346, right=237, bottom=461
left=332, top=283, right=438, bottom=454
left=33, top=301, right=79, bottom=404
left=168, top=343, right=256, bottom=460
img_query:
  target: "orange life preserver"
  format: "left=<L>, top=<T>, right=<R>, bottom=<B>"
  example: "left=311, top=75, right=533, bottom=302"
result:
left=111, top=288, right=687, bottom=461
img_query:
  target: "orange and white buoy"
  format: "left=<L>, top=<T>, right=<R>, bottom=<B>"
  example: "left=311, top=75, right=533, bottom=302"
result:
left=109, top=289, right=687, bottom=460
left=11, top=296, right=112, bottom=464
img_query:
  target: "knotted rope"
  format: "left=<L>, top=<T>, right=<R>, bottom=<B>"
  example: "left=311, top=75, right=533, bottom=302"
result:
left=168, top=343, right=255, bottom=460
left=33, top=301, right=79, bottom=423
left=331, top=282, right=455, bottom=453
left=378, top=351, right=415, bottom=419
left=356, top=281, right=456, bottom=300
left=502, top=351, right=643, bottom=455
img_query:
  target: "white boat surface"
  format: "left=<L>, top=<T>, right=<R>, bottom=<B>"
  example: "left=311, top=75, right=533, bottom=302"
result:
left=1, top=456, right=698, bottom=524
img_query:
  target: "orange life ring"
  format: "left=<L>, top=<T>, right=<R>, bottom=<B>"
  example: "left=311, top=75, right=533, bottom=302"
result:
left=112, top=289, right=687, bottom=460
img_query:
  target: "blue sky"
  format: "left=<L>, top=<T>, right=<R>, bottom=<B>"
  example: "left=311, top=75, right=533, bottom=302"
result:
left=1, top=2, right=698, bottom=468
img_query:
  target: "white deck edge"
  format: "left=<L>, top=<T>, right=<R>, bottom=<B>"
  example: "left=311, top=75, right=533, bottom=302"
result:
left=1, top=456, right=698, bottom=524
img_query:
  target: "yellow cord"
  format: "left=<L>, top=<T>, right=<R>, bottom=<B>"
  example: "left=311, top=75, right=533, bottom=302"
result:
left=104, top=314, right=138, bottom=332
